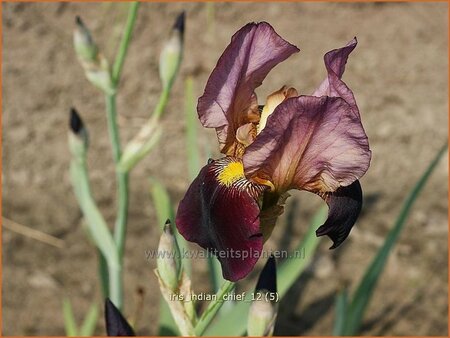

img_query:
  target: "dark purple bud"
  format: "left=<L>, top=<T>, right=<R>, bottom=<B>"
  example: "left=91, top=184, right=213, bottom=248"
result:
left=105, top=298, right=135, bottom=336
left=255, top=255, right=277, bottom=294
left=173, top=11, right=185, bottom=38
left=69, top=107, right=84, bottom=135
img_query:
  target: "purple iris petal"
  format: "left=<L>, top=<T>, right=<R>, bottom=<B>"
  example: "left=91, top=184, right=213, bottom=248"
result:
left=197, top=22, right=299, bottom=156
left=243, top=95, right=371, bottom=193
left=175, top=157, right=266, bottom=281
left=243, top=95, right=370, bottom=248
left=316, top=180, right=363, bottom=249
left=312, top=38, right=359, bottom=116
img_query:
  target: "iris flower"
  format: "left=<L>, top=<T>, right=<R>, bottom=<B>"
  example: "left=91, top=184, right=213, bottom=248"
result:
left=176, top=22, right=371, bottom=281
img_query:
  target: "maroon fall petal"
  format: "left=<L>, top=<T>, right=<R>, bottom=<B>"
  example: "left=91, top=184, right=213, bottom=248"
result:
left=243, top=95, right=371, bottom=194
left=316, top=180, right=363, bottom=249
left=312, top=38, right=360, bottom=116
left=197, top=22, right=299, bottom=155
left=175, top=157, right=266, bottom=281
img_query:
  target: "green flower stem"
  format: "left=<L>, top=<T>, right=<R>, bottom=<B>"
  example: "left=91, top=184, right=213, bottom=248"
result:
left=115, top=173, right=129, bottom=258
left=194, top=280, right=235, bottom=336
left=105, top=94, right=122, bottom=163
left=108, top=264, right=123, bottom=311
left=105, top=93, right=127, bottom=311
left=154, top=85, right=171, bottom=120
left=70, top=152, right=121, bottom=308
left=105, top=94, right=129, bottom=259
left=98, top=250, right=110, bottom=298
left=112, top=2, right=140, bottom=86
left=103, top=2, right=139, bottom=308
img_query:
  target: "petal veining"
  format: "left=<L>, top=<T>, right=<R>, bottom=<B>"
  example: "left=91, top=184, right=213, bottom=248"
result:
left=176, top=157, right=267, bottom=281
left=197, top=22, right=299, bottom=156
left=243, top=95, right=371, bottom=194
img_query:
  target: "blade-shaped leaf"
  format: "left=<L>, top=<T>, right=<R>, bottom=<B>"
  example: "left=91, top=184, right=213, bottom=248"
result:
left=63, top=298, right=78, bottom=337
left=277, top=207, right=326, bottom=296
left=332, top=287, right=348, bottom=335
left=158, top=300, right=180, bottom=336
left=343, top=144, right=447, bottom=335
left=80, top=302, right=99, bottom=336
left=185, top=76, right=201, bottom=180
left=149, top=177, right=175, bottom=227
left=70, top=162, right=120, bottom=271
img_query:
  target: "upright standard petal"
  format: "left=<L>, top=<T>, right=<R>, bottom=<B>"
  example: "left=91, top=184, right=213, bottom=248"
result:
left=312, top=38, right=360, bottom=116
left=243, top=96, right=371, bottom=194
left=176, top=157, right=266, bottom=281
left=198, top=22, right=299, bottom=156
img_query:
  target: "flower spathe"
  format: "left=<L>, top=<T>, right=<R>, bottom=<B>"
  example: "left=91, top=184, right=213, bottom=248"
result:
left=176, top=22, right=371, bottom=281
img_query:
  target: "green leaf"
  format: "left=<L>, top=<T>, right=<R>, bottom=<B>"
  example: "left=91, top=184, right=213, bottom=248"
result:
left=207, top=255, right=226, bottom=293
left=149, top=177, right=175, bottom=227
left=158, top=300, right=180, bottom=336
left=277, top=207, right=326, bottom=296
left=97, top=250, right=110, bottom=299
left=80, top=302, right=99, bottom=336
left=194, top=281, right=235, bottom=336
left=343, top=144, right=447, bottom=335
left=205, top=207, right=326, bottom=336
left=185, top=76, right=201, bottom=180
left=70, top=161, right=120, bottom=271
left=332, top=287, right=348, bottom=335
left=63, top=298, right=78, bottom=337
left=69, top=154, right=121, bottom=308
left=204, top=292, right=252, bottom=336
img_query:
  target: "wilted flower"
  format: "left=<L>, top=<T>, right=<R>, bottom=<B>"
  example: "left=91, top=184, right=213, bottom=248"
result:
left=176, top=22, right=371, bottom=281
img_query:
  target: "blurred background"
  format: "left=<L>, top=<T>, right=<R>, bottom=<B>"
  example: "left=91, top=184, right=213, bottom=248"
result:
left=2, top=2, right=448, bottom=335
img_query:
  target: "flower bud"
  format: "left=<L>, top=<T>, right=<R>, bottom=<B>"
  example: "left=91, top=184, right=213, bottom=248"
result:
left=159, top=11, right=185, bottom=90
left=156, top=220, right=181, bottom=292
left=73, top=16, right=115, bottom=94
left=118, top=116, right=162, bottom=172
left=105, top=298, right=136, bottom=336
left=68, top=108, right=89, bottom=158
left=247, top=256, right=278, bottom=336
left=74, top=16, right=98, bottom=62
